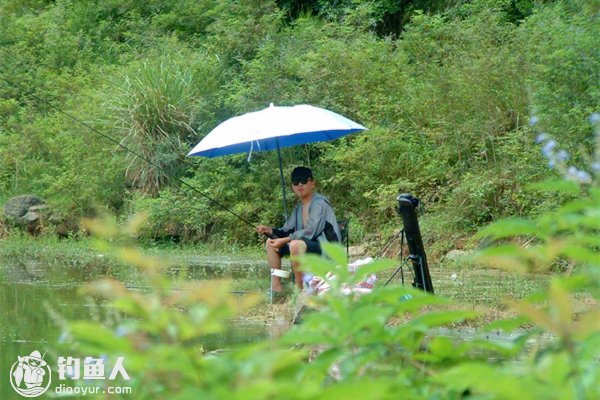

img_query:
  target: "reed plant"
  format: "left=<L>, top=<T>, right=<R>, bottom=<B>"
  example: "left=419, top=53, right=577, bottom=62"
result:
left=110, top=53, right=200, bottom=197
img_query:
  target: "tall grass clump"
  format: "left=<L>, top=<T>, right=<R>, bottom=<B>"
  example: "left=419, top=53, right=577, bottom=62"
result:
left=110, top=46, right=221, bottom=197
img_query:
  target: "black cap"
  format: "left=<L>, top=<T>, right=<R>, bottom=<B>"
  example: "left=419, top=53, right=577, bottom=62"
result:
left=291, top=166, right=313, bottom=182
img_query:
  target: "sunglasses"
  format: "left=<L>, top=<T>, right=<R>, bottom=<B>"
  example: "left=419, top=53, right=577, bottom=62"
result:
left=292, top=178, right=312, bottom=186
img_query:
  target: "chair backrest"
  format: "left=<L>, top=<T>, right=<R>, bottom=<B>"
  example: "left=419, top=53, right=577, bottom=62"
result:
left=337, top=219, right=349, bottom=255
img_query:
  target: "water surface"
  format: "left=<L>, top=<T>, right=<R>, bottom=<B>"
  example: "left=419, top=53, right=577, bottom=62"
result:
left=0, top=250, right=272, bottom=398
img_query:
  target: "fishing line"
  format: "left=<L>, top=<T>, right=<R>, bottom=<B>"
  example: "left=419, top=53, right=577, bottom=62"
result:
left=1, top=77, right=258, bottom=230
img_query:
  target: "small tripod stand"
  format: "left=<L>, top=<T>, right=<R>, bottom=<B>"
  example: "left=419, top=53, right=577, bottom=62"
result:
left=383, top=229, right=409, bottom=286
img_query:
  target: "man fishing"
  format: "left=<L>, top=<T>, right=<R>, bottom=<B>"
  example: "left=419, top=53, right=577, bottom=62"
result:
left=256, top=166, right=341, bottom=297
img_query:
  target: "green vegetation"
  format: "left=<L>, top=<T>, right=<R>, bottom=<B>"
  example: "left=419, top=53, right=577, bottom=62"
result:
left=55, top=183, right=599, bottom=398
left=1, top=0, right=598, bottom=251
left=2, top=2, right=598, bottom=397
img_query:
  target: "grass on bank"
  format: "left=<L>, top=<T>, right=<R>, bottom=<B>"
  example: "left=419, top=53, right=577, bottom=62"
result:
left=2, top=231, right=592, bottom=328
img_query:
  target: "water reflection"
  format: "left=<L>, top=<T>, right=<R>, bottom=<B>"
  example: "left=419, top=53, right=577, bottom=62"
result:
left=0, top=255, right=271, bottom=399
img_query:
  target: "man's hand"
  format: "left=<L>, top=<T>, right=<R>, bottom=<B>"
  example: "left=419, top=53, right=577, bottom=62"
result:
left=256, top=225, right=273, bottom=236
left=267, top=237, right=289, bottom=249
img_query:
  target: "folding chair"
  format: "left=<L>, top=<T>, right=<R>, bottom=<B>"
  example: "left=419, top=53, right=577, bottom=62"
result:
left=337, top=218, right=349, bottom=256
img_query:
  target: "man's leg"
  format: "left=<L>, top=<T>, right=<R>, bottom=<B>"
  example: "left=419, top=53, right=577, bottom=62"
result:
left=266, top=239, right=284, bottom=292
left=289, top=240, right=308, bottom=290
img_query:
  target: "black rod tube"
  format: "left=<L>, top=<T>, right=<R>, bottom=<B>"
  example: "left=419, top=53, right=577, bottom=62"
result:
left=396, top=194, right=434, bottom=293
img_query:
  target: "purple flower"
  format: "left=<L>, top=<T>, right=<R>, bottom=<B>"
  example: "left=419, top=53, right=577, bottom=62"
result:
left=565, top=166, right=592, bottom=184
left=542, top=140, right=557, bottom=157
left=592, top=162, right=600, bottom=172
left=115, top=325, right=130, bottom=337
left=556, top=150, right=569, bottom=161
left=58, top=331, right=69, bottom=344
left=575, top=170, right=592, bottom=183
left=590, top=113, right=600, bottom=124
left=535, top=133, right=548, bottom=144
left=529, top=116, right=539, bottom=126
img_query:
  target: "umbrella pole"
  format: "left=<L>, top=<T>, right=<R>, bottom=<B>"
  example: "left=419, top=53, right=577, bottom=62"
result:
left=276, top=138, right=289, bottom=220
left=273, top=139, right=289, bottom=305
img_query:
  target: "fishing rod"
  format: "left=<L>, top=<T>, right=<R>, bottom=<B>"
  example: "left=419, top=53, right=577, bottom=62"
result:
left=1, top=77, right=259, bottom=231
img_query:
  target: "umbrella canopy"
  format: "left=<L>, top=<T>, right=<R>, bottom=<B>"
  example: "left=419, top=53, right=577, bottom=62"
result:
left=187, top=104, right=366, bottom=158
left=187, top=103, right=366, bottom=218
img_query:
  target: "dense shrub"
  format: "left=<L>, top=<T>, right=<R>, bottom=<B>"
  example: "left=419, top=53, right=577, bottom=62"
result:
left=0, top=0, right=598, bottom=247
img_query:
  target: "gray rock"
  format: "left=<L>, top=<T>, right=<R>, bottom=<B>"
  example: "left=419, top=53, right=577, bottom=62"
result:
left=23, top=204, right=49, bottom=222
left=3, top=195, right=48, bottom=226
left=4, top=195, right=46, bottom=217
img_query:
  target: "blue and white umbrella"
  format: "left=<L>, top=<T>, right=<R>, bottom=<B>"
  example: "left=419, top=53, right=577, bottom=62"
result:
left=188, top=103, right=366, bottom=216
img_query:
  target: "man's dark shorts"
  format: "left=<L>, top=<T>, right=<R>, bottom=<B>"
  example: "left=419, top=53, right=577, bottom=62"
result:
left=278, top=238, right=322, bottom=257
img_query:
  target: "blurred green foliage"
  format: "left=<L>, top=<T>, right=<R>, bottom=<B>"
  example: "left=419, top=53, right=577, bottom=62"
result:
left=58, top=188, right=599, bottom=398
left=0, top=0, right=598, bottom=248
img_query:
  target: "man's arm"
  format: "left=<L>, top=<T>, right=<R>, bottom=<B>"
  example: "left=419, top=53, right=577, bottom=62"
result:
left=272, top=227, right=293, bottom=238
left=271, top=206, right=297, bottom=238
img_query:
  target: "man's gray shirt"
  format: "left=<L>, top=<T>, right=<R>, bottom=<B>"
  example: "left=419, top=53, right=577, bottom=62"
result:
left=274, top=193, right=341, bottom=243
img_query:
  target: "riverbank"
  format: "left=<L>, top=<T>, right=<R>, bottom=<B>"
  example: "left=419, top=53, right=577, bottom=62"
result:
left=0, top=233, right=568, bottom=329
